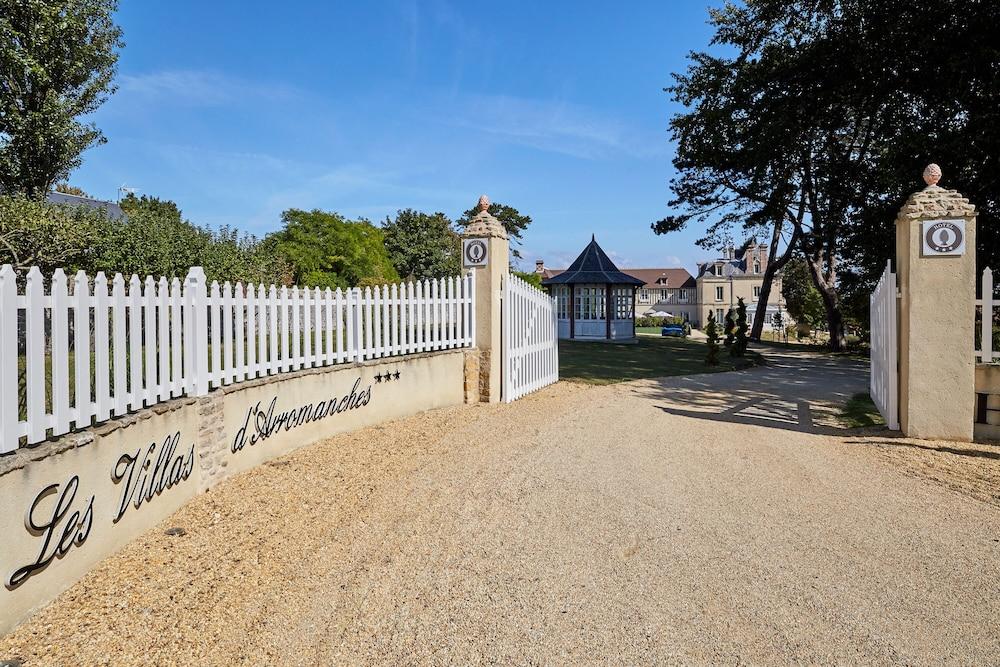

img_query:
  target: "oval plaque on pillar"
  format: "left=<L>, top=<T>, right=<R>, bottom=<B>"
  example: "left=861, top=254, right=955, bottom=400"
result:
left=921, top=220, right=965, bottom=257
left=463, top=238, right=488, bottom=267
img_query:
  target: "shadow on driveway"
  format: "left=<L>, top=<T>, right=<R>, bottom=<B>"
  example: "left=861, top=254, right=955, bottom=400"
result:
left=630, top=345, right=874, bottom=436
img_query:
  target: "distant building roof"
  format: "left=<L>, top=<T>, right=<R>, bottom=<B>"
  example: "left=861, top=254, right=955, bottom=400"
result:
left=46, top=191, right=126, bottom=220
left=622, top=268, right=696, bottom=290
left=696, top=242, right=771, bottom=279
left=540, top=236, right=645, bottom=286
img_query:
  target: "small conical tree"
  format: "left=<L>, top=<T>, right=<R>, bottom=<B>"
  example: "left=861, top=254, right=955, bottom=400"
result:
left=723, top=309, right=736, bottom=348
left=705, top=311, right=721, bottom=365
left=732, top=297, right=750, bottom=357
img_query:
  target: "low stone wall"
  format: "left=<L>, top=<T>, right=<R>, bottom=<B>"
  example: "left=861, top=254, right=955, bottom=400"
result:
left=974, top=364, right=1000, bottom=441
left=0, top=349, right=472, bottom=635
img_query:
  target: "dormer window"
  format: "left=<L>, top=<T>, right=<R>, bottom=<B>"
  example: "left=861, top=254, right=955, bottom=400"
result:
left=753, top=261, right=761, bottom=274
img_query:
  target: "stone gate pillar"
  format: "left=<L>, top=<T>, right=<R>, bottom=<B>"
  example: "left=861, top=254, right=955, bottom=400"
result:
left=896, top=164, right=977, bottom=440
left=462, top=195, right=508, bottom=403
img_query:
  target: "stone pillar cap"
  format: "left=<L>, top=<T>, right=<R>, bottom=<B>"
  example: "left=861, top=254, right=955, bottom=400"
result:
left=897, top=166, right=976, bottom=221
left=462, top=193, right=508, bottom=239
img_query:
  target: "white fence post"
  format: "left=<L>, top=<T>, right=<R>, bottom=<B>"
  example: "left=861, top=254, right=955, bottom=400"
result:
left=0, top=265, right=18, bottom=453
left=186, top=267, right=210, bottom=396
left=979, top=267, right=993, bottom=363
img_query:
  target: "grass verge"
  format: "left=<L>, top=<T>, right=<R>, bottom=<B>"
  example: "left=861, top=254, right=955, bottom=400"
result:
left=559, top=335, right=761, bottom=385
left=840, top=392, right=885, bottom=428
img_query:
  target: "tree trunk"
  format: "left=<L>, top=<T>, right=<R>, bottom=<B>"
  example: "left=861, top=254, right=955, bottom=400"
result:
left=750, top=222, right=799, bottom=341
left=804, top=253, right=847, bottom=351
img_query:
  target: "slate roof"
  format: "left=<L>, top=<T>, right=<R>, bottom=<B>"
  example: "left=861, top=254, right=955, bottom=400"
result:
left=540, top=236, right=645, bottom=286
left=623, top=268, right=696, bottom=289
left=47, top=191, right=127, bottom=220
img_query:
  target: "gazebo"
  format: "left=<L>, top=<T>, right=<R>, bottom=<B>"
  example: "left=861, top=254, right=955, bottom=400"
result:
left=541, top=235, right=644, bottom=341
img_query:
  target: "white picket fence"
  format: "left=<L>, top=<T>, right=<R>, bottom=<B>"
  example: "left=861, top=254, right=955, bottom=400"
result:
left=0, top=265, right=474, bottom=453
left=869, top=260, right=899, bottom=430
left=501, top=272, right=558, bottom=403
left=975, top=267, right=999, bottom=363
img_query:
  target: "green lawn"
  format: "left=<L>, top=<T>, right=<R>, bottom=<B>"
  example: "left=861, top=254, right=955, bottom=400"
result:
left=839, top=392, right=885, bottom=428
left=559, top=336, right=761, bottom=385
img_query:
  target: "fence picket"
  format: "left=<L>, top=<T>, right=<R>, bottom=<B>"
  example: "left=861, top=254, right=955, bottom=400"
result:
left=269, top=285, right=279, bottom=374
left=51, top=270, right=70, bottom=436
left=74, top=271, right=93, bottom=429
left=94, top=273, right=112, bottom=414
left=170, top=278, right=183, bottom=398
left=25, top=268, right=47, bottom=442
left=980, top=268, right=993, bottom=363
left=246, top=283, right=258, bottom=378
left=0, top=266, right=15, bottom=452
left=111, top=274, right=128, bottom=415
left=144, top=277, right=157, bottom=404
left=128, top=275, right=143, bottom=410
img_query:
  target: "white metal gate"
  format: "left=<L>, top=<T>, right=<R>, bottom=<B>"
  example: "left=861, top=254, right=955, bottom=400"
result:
left=502, top=273, right=559, bottom=402
left=869, top=260, right=899, bottom=430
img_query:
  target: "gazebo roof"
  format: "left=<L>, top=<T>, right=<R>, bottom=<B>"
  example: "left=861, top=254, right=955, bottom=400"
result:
left=541, top=235, right=645, bottom=286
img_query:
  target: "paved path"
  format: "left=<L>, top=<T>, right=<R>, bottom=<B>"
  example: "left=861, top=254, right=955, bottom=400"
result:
left=2, top=347, right=998, bottom=665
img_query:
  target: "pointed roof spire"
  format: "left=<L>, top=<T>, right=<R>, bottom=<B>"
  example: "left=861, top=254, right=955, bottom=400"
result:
left=541, top=235, right=644, bottom=286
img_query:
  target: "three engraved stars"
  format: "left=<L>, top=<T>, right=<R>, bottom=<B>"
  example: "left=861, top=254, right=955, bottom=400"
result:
left=373, top=370, right=401, bottom=384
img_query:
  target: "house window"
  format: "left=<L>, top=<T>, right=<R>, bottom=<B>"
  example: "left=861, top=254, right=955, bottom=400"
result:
left=753, top=261, right=761, bottom=274
left=715, top=308, right=725, bottom=323
left=679, top=289, right=688, bottom=302
left=715, top=286, right=724, bottom=302
left=753, top=286, right=761, bottom=299
left=639, top=288, right=649, bottom=303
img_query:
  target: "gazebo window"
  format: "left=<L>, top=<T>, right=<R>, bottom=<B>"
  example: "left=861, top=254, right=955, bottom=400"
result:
left=614, top=287, right=633, bottom=319
left=575, top=285, right=605, bottom=320
left=554, top=286, right=570, bottom=319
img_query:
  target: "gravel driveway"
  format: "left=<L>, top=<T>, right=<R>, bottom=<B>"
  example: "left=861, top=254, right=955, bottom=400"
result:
left=2, top=347, right=998, bottom=665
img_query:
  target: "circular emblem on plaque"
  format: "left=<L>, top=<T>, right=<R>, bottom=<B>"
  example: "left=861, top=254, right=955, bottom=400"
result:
left=464, top=239, right=487, bottom=264
left=924, top=221, right=963, bottom=253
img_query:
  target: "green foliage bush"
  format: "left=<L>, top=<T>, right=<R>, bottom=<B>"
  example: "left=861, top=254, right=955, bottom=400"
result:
left=382, top=209, right=460, bottom=281
left=268, top=208, right=399, bottom=289
left=0, top=194, right=106, bottom=274
left=705, top=311, right=720, bottom=365
left=636, top=315, right=687, bottom=328
left=93, top=195, right=291, bottom=285
left=731, top=298, right=749, bottom=357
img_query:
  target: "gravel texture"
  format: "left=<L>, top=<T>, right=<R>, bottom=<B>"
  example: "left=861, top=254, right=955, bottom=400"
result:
left=1, top=347, right=998, bottom=665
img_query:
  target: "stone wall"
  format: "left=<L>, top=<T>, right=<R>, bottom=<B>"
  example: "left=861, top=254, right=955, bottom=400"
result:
left=0, top=348, right=470, bottom=635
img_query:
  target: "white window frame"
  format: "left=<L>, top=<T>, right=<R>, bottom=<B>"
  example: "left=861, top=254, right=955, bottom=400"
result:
left=715, top=286, right=724, bottom=302
left=753, top=286, right=761, bottom=299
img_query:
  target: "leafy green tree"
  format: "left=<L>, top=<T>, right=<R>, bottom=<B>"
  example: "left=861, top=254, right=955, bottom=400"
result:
left=54, top=183, right=90, bottom=197
left=514, top=271, right=542, bottom=288
left=458, top=200, right=532, bottom=259
left=268, top=209, right=399, bottom=289
left=381, top=209, right=460, bottom=280
left=0, top=193, right=105, bottom=273
left=782, top=258, right=826, bottom=331
left=723, top=310, right=736, bottom=348
left=732, top=298, right=749, bottom=357
left=0, top=0, right=123, bottom=197
left=705, top=311, right=720, bottom=365
left=93, top=194, right=290, bottom=285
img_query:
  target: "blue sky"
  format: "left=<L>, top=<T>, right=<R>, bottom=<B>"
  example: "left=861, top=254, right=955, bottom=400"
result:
left=70, top=1, right=723, bottom=273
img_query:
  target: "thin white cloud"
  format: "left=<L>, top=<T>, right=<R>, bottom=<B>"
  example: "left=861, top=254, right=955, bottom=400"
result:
left=447, top=93, right=665, bottom=160
left=118, top=70, right=301, bottom=107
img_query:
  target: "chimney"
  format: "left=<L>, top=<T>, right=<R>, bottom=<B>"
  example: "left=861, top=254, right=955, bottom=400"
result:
left=535, top=259, right=544, bottom=274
